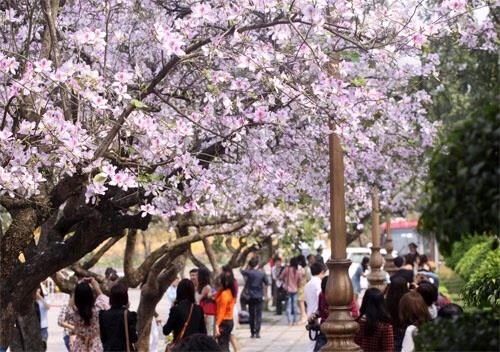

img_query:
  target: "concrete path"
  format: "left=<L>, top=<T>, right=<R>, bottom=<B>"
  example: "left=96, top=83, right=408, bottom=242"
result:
left=235, top=314, right=310, bottom=352
left=40, top=289, right=310, bottom=352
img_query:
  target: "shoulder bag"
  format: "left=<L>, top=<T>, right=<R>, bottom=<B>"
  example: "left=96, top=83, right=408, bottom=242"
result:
left=240, top=277, right=251, bottom=303
left=199, top=295, right=217, bottom=316
left=124, top=310, right=137, bottom=352
left=165, top=303, right=194, bottom=352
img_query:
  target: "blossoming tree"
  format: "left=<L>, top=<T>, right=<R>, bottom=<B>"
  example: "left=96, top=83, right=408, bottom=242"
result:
left=0, top=0, right=496, bottom=348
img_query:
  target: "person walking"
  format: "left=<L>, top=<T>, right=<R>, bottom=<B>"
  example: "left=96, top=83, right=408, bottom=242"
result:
left=304, top=262, right=325, bottom=352
left=67, top=277, right=110, bottom=352
left=222, top=265, right=240, bottom=352
left=196, top=267, right=216, bottom=336
left=215, top=272, right=236, bottom=352
left=280, top=257, right=303, bottom=326
left=354, top=287, right=394, bottom=352
left=296, top=255, right=308, bottom=323
left=163, top=279, right=207, bottom=344
left=271, top=257, right=286, bottom=315
left=352, top=256, right=369, bottom=305
left=58, top=294, right=75, bottom=351
left=99, top=283, right=138, bottom=351
left=240, top=257, right=269, bottom=338
left=35, top=287, right=51, bottom=351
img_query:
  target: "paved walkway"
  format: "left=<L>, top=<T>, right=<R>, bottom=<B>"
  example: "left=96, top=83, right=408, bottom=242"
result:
left=40, top=289, right=309, bottom=352
left=235, top=313, right=310, bottom=352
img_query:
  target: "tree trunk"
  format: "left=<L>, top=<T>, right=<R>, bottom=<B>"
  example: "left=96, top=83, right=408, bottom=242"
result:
left=9, top=302, right=44, bottom=352
left=136, top=259, right=185, bottom=351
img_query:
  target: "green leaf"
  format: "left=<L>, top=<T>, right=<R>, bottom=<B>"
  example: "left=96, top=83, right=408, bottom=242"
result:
left=131, top=99, right=150, bottom=109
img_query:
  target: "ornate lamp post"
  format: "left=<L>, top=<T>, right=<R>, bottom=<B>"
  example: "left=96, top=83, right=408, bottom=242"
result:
left=383, top=212, right=398, bottom=276
left=321, top=133, right=360, bottom=352
left=367, top=188, right=386, bottom=291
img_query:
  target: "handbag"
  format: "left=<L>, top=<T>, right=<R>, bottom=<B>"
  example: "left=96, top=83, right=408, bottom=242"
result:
left=123, top=310, right=137, bottom=352
left=165, top=303, right=194, bottom=352
left=199, top=296, right=216, bottom=316
left=240, top=281, right=251, bottom=303
left=277, top=285, right=288, bottom=301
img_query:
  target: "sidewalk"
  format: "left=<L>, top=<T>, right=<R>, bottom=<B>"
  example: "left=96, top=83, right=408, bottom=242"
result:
left=235, top=312, right=310, bottom=352
left=43, top=290, right=310, bottom=351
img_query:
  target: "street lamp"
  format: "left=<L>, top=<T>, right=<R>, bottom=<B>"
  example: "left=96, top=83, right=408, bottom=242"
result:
left=383, top=212, right=397, bottom=276
left=321, top=132, right=360, bottom=352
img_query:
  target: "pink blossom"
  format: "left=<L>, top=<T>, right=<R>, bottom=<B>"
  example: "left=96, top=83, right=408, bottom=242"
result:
left=191, top=3, right=212, bottom=19
left=410, top=32, right=426, bottom=48
left=253, top=107, right=268, bottom=124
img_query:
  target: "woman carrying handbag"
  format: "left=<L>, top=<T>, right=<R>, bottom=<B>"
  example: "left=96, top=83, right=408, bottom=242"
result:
left=99, top=283, right=138, bottom=352
left=163, top=279, right=207, bottom=351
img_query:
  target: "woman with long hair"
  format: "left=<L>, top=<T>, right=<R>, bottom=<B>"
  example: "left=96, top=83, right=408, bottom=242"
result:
left=354, top=287, right=394, bottom=352
left=221, top=265, right=239, bottom=352
left=196, top=267, right=215, bottom=336
left=296, top=255, right=308, bottom=323
left=67, top=277, right=109, bottom=352
left=163, top=279, right=206, bottom=343
left=280, top=256, right=303, bottom=326
left=385, top=276, right=409, bottom=351
left=99, top=283, right=138, bottom=351
left=215, top=272, right=236, bottom=352
left=399, top=291, right=432, bottom=352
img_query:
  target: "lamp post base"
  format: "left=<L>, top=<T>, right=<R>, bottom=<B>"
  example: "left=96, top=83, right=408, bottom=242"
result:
left=321, top=258, right=361, bottom=352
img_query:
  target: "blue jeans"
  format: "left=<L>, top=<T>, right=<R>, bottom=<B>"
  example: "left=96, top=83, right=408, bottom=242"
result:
left=41, top=327, right=48, bottom=342
left=63, top=334, right=70, bottom=351
left=286, top=292, right=298, bottom=324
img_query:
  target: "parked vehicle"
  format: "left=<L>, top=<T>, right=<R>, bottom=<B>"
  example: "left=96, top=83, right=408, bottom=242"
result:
left=381, top=219, right=439, bottom=262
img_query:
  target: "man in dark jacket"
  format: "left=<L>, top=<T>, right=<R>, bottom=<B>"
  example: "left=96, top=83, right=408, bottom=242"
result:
left=241, top=257, right=269, bottom=338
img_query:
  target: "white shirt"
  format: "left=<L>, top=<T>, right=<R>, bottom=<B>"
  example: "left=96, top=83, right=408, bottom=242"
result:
left=401, top=324, right=418, bottom=352
left=272, top=265, right=285, bottom=288
left=304, top=276, right=322, bottom=317
left=37, top=299, right=49, bottom=329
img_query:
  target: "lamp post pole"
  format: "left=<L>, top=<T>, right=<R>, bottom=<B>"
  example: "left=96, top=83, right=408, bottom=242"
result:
left=367, top=188, right=386, bottom=291
left=320, top=132, right=360, bottom=352
left=383, top=212, right=397, bottom=276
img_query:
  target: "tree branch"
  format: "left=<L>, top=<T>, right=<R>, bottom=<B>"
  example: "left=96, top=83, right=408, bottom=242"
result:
left=124, top=229, right=138, bottom=280
left=82, top=235, right=123, bottom=270
left=203, top=237, right=220, bottom=274
left=127, top=221, right=246, bottom=287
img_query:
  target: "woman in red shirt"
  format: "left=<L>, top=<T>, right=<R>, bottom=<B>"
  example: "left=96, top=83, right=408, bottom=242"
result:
left=215, top=272, right=236, bottom=352
left=355, top=287, right=394, bottom=352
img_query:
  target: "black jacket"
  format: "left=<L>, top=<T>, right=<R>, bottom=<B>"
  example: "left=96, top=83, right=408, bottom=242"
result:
left=163, top=300, right=206, bottom=340
left=99, top=307, right=138, bottom=351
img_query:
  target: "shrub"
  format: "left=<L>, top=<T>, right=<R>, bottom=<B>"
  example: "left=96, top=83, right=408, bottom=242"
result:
left=455, top=240, right=492, bottom=281
left=445, top=234, right=490, bottom=270
left=462, top=245, right=500, bottom=308
left=415, top=309, right=500, bottom=351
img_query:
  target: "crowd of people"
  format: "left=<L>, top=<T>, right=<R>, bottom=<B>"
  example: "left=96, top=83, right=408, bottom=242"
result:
left=33, top=242, right=462, bottom=352
left=296, top=242, right=462, bottom=352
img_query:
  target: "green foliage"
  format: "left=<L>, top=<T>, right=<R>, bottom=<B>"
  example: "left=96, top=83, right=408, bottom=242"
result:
left=425, top=42, right=498, bottom=125
left=420, top=103, right=500, bottom=254
left=212, top=235, right=225, bottom=252
left=415, top=309, right=500, bottom=351
left=462, top=243, right=500, bottom=308
left=445, top=234, right=490, bottom=270
left=455, top=240, right=492, bottom=281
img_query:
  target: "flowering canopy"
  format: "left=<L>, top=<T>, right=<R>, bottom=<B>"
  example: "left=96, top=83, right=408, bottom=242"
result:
left=0, top=0, right=497, bottom=227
